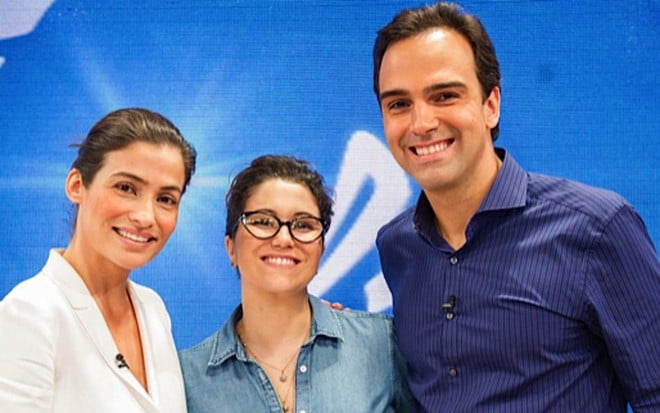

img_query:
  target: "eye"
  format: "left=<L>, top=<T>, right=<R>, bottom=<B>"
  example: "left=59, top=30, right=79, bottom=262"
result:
left=115, top=182, right=136, bottom=194
left=432, top=91, right=459, bottom=104
left=292, top=217, right=322, bottom=232
left=248, top=215, right=277, bottom=228
left=157, top=194, right=179, bottom=206
left=385, top=99, right=410, bottom=113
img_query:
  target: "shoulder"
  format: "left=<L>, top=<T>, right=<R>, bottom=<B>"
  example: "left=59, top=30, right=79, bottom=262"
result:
left=331, top=308, right=395, bottom=339
left=178, top=331, right=221, bottom=377
left=322, top=309, right=401, bottom=368
left=309, top=296, right=394, bottom=343
left=128, top=281, right=173, bottom=327
left=527, top=172, right=630, bottom=223
left=179, top=311, right=238, bottom=368
left=1, top=272, right=62, bottom=317
left=377, top=205, right=415, bottom=241
left=179, top=332, right=217, bottom=357
left=0, top=272, right=64, bottom=353
left=332, top=307, right=392, bottom=323
left=129, top=281, right=166, bottom=308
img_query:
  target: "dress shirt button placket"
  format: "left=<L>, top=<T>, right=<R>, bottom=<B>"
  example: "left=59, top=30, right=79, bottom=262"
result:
left=295, top=348, right=311, bottom=413
left=442, top=294, right=457, bottom=321
left=444, top=255, right=459, bottom=320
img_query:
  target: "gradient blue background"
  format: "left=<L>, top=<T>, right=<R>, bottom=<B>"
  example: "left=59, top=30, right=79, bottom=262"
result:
left=1, top=4, right=658, bottom=408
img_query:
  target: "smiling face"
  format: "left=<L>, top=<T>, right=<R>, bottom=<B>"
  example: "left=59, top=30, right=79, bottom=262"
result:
left=225, top=178, right=324, bottom=297
left=64, top=141, right=185, bottom=277
left=378, top=28, right=501, bottom=197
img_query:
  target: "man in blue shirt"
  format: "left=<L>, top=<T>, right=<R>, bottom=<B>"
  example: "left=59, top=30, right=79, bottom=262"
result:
left=373, top=2, right=660, bottom=411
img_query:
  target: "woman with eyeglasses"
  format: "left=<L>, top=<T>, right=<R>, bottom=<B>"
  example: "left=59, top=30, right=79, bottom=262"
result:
left=178, top=155, right=417, bottom=412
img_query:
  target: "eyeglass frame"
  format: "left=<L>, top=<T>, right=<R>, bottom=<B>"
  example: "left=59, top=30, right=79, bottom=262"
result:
left=237, top=210, right=327, bottom=244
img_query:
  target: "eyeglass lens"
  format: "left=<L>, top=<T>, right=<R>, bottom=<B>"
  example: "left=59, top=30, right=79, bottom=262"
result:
left=241, top=211, right=323, bottom=243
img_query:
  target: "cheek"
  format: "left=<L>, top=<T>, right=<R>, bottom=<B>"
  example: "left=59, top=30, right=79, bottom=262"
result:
left=384, top=121, right=409, bottom=156
left=81, top=196, right=122, bottom=224
left=156, top=210, right=179, bottom=235
left=383, top=115, right=405, bottom=140
left=305, top=243, right=324, bottom=268
left=232, top=233, right=260, bottom=263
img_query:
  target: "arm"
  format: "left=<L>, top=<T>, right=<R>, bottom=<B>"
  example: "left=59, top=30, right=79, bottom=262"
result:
left=388, top=319, right=419, bottom=412
left=586, top=205, right=660, bottom=410
left=0, top=287, right=56, bottom=412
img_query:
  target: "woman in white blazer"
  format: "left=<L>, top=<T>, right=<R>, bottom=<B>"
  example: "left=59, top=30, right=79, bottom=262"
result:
left=0, top=108, right=197, bottom=413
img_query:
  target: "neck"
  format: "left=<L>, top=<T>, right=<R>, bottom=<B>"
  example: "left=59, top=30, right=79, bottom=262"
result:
left=237, top=294, right=312, bottom=352
left=425, top=151, right=502, bottom=250
left=61, top=247, right=130, bottom=306
left=62, top=239, right=130, bottom=295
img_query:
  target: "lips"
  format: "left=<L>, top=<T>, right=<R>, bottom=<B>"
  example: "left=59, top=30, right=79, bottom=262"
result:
left=412, top=139, right=453, bottom=156
left=262, top=255, right=300, bottom=266
left=114, top=228, right=155, bottom=243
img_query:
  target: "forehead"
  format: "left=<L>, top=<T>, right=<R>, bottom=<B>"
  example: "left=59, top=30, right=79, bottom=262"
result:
left=246, top=178, right=319, bottom=214
left=379, top=28, right=477, bottom=90
left=99, top=142, right=185, bottom=187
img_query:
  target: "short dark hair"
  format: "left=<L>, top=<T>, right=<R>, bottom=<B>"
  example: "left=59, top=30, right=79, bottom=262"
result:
left=225, top=155, right=334, bottom=241
left=373, top=1, right=501, bottom=140
left=71, top=107, right=197, bottom=192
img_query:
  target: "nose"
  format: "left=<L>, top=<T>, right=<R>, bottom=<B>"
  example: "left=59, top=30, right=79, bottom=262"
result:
left=128, top=198, right=155, bottom=227
left=271, top=223, right=295, bottom=247
left=410, top=102, right=438, bottom=137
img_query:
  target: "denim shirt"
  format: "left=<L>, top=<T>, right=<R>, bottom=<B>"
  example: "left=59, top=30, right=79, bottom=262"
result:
left=179, top=295, right=417, bottom=413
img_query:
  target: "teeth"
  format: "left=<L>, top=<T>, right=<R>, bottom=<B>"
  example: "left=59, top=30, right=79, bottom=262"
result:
left=416, top=141, right=450, bottom=156
left=264, top=257, right=296, bottom=266
left=117, top=229, right=150, bottom=243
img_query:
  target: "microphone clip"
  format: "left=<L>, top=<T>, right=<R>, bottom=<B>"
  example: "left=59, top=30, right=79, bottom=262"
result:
left=442, top=295, right=457, bottom=320
left=115, top=353, right=130, bottom=369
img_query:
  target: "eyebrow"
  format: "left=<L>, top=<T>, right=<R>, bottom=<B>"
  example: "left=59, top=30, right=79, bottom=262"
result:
left=379, top=81, right=468, bottom=102
left=248, top=209, right=320, bottom=218
left=423, top=81, right=467, bottom=94
left=112, top=171, right=183, bottom=194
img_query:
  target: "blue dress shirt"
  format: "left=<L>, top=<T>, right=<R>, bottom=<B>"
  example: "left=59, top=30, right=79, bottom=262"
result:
left=377, top=149, right=660, bottom=412
left=179, top=295, right=417, bottom=412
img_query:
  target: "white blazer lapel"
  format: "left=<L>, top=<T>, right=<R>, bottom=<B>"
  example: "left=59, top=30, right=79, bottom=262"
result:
left=42, top=251, right=157, bottom=408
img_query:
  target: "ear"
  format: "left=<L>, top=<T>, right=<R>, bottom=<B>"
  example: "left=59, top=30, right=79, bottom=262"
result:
left=225, top=235, right=237, bottom=268
left=483, top=86, right=501, bottom=129
left=65, top=169, right=84, bottom=204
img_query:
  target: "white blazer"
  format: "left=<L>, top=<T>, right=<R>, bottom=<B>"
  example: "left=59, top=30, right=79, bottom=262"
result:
left=0, top=249, right=187, bottom=413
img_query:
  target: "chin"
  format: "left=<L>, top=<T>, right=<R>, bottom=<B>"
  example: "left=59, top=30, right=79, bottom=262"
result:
left=121, top=252, right=159, bottom=271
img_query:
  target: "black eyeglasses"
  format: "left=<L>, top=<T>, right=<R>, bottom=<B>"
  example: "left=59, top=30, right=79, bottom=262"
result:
left=238, top=210, right=326, bottom=243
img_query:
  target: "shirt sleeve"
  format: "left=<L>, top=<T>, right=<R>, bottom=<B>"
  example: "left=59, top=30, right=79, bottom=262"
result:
left=585, top=204, right=660, bottom=410
left=389, top=319, right=420, bottom=412
left=0, top=289, right=56, bottom=412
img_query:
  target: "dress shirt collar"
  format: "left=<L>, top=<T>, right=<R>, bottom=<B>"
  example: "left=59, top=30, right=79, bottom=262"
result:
left=413, top=148, right=528, bottom=242
left=205, top=295, right=344, bottom=368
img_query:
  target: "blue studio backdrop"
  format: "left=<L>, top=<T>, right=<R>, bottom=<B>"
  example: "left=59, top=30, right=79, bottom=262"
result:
left=1, top=0, right=658, bottom=380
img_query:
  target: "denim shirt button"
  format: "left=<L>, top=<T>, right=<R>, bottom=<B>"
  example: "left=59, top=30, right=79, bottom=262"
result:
left=299, top=364, right=308, bottom=373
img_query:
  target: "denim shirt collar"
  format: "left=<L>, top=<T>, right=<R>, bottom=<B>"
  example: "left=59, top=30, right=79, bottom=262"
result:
left=413, top=148, right=528, bottom=243
left=205, top=295, right=344, bottom=368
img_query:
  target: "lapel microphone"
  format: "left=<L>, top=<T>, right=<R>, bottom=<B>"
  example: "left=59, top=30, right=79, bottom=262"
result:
left=115, top=353, right=130, bottom=369
left=442, top=295, right=457, bottom=320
